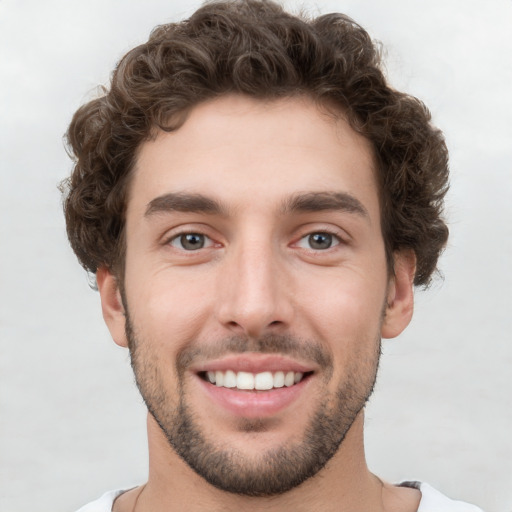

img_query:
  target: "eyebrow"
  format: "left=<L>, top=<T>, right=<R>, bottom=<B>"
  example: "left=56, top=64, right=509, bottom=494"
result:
left=281, top=192, right=369, bottom=218
left=144, top=191, right=369, bottom=219
left=145, top=193, right=227, bottom=217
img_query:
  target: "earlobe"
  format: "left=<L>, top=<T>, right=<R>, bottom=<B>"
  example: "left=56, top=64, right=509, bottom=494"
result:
left=96, top=267, right=129, bottom=348
left=381, top=250, right=416, bottom=339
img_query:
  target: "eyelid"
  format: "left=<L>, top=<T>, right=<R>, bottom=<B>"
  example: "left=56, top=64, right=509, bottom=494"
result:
left=294, top=231, right=342, bottom=250
left=291, top=223, right=349, bottom=245
left=160, top=224, right=222, bottom=248
left=168, top=232, right=216, bottom=250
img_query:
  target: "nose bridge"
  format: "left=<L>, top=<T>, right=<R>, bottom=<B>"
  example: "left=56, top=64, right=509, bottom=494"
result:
left=216, top=233, right=291, bottom=336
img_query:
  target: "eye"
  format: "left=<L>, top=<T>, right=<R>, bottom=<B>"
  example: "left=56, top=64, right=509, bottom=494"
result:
left=297, top=232, right=341, bottom=250
left=169, top=233, right=213, bottom=251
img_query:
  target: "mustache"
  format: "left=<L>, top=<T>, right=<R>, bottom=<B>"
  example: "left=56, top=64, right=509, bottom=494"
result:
left=176, top=333, right=333, bottom=371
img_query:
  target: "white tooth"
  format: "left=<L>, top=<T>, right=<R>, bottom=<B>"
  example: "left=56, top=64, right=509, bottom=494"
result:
left=273, top=371, right=285, bottom=388
left=215, top=370, right=224, bottom=387
left=223, top=370, right=237, bottom=388
left=207, top=371, right=216, bottom=384
left=255, top=372, right=273, bottom=390
left=237, top=371, right=255, bottom=390
left=284, top=371, right=295, bottom=387
left=294, top=372, right=303, bottom=384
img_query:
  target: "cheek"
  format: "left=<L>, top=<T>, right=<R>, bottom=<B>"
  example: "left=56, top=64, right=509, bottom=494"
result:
left=126, top=267, right=217, bottom=346
left=301, top=272, right=386, bottom=333
left=297, top=271, right=386, bottom=381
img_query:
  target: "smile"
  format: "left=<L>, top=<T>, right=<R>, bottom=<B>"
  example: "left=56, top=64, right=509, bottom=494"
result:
left=192, top=354, right=316, bottom=417
left=203, top=370, right=308, bottom=390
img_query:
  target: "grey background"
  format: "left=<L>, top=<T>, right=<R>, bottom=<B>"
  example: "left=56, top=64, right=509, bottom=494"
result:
left=1, top=0, right=511, bottom=511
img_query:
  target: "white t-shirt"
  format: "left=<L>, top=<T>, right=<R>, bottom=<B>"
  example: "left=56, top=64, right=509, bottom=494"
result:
left=75, top=482, right=484, bottom=511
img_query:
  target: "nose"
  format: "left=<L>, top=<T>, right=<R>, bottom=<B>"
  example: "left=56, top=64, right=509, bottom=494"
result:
left=215, top=238, right=293, bottom=338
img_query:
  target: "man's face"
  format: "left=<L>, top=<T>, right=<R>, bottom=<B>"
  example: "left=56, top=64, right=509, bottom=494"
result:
left=99, top=95, right=413, bottom=495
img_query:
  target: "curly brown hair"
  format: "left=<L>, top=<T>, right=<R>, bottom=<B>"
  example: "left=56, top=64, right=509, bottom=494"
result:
left=62, top=0, right=449, bottom=287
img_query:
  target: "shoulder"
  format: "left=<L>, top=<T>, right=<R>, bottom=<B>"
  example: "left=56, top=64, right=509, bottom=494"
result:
left=416, top=482, right=485, bottom=512
left=75, top=489, right=128, bottom=512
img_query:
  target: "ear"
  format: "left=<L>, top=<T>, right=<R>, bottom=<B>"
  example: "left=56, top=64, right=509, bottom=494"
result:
left=96, top=267, right=129, bottom=348
left=381, top=250, right=416, bottom=339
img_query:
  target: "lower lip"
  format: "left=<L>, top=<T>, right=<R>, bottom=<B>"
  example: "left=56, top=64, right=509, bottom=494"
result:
left=196, top=375, right=311, bottom=418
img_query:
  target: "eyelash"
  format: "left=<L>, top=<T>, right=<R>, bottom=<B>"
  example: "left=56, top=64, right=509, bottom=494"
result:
left=167, top=232, right=216, bottom=251
left=294, top=229, right=344, bottom=251
left=165, top=228, right=346, bottom=253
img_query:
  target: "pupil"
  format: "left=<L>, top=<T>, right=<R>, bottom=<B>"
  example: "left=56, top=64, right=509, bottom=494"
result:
left=309, top=233, right=332, bottom=250
left=181, top=233, right=204, bottom=250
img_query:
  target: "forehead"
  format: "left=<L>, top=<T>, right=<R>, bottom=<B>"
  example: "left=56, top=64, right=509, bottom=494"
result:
left=129, top=95, right=379, bottom=220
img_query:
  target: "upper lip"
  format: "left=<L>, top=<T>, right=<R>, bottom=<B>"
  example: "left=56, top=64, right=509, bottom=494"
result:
left=190, top=353, right=316, bottom=374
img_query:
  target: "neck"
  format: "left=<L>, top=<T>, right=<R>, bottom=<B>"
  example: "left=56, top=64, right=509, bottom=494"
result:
left=128, top=411, right=419, bottom=512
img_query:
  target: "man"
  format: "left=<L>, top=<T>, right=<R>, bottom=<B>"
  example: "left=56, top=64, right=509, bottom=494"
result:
left=62, top=1, right=483, bottom=510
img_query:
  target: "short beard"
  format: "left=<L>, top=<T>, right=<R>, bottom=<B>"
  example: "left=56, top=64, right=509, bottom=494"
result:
left=125, top=312, right=381, bottom=497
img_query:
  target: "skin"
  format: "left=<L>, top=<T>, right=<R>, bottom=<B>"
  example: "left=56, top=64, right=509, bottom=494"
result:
left=97, top=95, right=419, bottom=511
